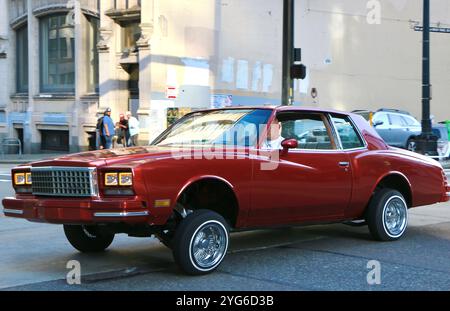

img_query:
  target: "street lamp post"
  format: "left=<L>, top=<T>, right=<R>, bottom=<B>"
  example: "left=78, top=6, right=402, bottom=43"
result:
left=417, top=0, right=438, bottom=155
left=282, top=0, right=294, bottom=106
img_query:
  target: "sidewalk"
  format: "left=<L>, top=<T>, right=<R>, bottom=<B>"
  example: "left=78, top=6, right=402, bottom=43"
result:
left=0, top=154, right=66, bottom=165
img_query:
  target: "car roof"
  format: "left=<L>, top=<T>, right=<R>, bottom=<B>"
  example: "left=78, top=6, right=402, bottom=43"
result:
left=197, top=106, right=352, bottom=116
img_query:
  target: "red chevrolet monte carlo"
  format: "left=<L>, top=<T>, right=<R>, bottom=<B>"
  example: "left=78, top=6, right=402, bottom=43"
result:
left=2, top=107, right=449, bottom=275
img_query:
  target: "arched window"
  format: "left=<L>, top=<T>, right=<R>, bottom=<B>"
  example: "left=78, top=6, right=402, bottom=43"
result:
left=40, top=13, right=75, bottom=93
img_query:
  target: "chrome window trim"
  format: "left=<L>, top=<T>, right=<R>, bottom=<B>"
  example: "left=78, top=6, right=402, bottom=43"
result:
left=328, top=114, right=368, bottom=151
left=276, top=111, right=341, bottom=153
left=31, top=166, right=98, bottom=197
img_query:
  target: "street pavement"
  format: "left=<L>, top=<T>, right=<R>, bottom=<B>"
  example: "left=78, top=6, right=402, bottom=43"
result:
left=0, top=163, right=449, bottom=291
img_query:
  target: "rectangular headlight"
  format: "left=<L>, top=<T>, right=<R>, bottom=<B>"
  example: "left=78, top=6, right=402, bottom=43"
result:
left=14, top=173, right=26, bottom=185
left=105, top=172, right=118, bottom=186
left=119, top=173, right=133, bottom=186
left=25, top=172, right=32, bottom=185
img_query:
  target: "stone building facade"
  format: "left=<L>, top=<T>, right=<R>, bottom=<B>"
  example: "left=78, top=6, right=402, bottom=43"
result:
left=0, top=0, right=450, bottom=153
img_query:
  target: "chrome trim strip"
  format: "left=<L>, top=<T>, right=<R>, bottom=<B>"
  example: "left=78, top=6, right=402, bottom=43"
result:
left=93, top=211, right=149, bottom=218
left=3, top=209, right=24, bottom=215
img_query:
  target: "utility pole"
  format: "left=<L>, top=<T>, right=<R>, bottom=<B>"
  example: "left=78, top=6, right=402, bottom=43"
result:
left=282, top=0, right=294, bottom=106
left=417, top=0, right=438, bottom=155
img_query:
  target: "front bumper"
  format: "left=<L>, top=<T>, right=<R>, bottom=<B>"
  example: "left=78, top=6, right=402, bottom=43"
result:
left=2, top=196, right=151, bottom=224
left=445, top=192, right=450, bottom=202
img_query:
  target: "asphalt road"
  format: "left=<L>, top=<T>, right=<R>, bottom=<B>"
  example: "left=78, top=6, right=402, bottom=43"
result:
left=1, top=163, right=449, bottom=291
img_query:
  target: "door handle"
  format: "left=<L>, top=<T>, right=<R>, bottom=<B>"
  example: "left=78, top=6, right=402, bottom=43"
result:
left=339, top=162, right=350, bottom=167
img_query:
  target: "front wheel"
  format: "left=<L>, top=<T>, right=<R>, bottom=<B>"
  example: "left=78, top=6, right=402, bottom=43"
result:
left=366, top=189, right=408, bottom=241
left=64, top=225, right=115, bottom=253
left=172, top=210, right=229, bottom=275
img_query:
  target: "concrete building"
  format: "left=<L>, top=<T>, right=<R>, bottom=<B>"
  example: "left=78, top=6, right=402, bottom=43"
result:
left=0, top=0, right=449, bottom=153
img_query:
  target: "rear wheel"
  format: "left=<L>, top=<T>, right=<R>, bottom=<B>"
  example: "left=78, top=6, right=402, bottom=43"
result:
left=64, top=225, right=115, bottom=253
left=366, top=189, right=408, bottom=241
left=172, top=210, right=229, bottom=275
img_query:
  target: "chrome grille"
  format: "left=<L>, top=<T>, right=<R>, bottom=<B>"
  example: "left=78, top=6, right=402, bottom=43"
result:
left=31, top=167, right=98, bottom=197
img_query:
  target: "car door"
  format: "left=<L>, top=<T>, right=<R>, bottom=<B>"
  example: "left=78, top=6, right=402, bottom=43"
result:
left=387, top=113, right=409, bottom=147
left=249, top=111, right=353, bottom=227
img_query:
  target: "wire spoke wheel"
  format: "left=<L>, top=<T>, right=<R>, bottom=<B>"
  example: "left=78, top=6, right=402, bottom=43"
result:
left=191, top=223, right=227, bottom=269
left=383, top=196, right=408, bottom=237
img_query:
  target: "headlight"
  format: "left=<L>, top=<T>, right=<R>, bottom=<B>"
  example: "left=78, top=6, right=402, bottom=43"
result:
left=14, top=173, right=26, bottom=185
left=104, top=171, right=133, bottom=187
left=25, top=172, right=32, bottom=185
left=119, top=173, right=133, bottom=186
left=105, top=173, right=119, bottom=186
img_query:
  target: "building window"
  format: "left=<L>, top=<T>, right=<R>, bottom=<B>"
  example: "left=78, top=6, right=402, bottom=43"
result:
left=86, top=16, right=99, bottom=93
left=16, top=25, right=28, bottom=93
left=41, top=130, right=69, bottom=152
left=40, top=14, right=75, bottom=93
left=121, top=21, right=141, bottom=53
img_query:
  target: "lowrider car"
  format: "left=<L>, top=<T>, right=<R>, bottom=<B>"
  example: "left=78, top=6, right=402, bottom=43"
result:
left=2, top=107, right=449, bottom=275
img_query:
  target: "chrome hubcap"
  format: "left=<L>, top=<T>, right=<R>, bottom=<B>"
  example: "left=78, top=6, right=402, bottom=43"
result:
left=191, top=222, right=227, bottom=269
left=383, top=196, right=407, bottom=237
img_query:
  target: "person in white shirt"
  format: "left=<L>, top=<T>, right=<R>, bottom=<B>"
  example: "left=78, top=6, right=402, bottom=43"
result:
left=126, top=111, right=140, bottom=146
left=262, top=118, right=285, bottom=149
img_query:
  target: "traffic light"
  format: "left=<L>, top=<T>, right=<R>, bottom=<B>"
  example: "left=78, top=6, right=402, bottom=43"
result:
left=291, top=64, right=307, bottom=80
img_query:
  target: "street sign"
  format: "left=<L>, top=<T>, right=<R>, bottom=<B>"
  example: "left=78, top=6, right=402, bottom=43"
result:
left=414, top=25, right=450, bottom=33
left=165, top=86, right=178, bottom=99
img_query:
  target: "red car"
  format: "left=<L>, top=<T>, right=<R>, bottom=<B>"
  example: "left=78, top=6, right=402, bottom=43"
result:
left=2, top=107, right=449, bottom=275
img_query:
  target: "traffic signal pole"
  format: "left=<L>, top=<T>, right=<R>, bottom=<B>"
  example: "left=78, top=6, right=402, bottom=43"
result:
left=282, top=0, right=295, bottom=106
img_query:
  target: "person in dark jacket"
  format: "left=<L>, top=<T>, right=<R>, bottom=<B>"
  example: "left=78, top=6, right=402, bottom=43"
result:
left=118, top=113, right=129, bottom=147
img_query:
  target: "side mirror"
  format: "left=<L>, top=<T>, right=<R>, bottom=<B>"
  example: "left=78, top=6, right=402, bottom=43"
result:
left=373, top=121, right=384, bottom=127
left=281, top=139, right=298, bottom=151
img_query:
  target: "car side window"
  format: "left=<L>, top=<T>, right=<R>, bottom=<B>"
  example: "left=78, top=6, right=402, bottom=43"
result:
left=331, top=115, right=365, bottom=150
left=389, top=114, right=407, bottom=127
left=402, top=116, right=420, bottom=127
left=373, top=113, right=389, bottom=126
left=278, top=113, right=336, bottom=150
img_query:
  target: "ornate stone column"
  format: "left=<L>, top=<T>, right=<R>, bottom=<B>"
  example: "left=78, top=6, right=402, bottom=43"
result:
left=26, top=0, right=39, bottom=153
left=136, top=0, right=154, bottom=145
left=97, top=0, right=115, bottom=117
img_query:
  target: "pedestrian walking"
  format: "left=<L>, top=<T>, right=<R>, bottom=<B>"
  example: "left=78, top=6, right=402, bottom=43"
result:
left=102, top=108, right=115, bottom=149
left=126, top=111, right=140, bottom=146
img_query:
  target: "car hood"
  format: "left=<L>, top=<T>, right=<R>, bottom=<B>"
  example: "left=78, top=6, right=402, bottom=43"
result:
left=30, top=146, right=176, bottom=168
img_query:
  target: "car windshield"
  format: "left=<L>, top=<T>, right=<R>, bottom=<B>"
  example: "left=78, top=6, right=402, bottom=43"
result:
left=152, top=109, right=273, bottom=147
